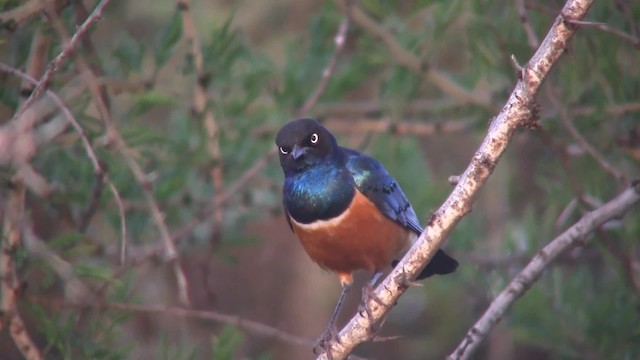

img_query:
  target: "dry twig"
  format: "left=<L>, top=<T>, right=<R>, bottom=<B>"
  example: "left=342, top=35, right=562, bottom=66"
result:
left=0, top=179, right=43, bottom=360
left=546, top=86, right=628, bottom=185
left=564, top=18, right=640, bottom=49
left=32, top=297, right=314, bottom=347
left=515, top=0, right=540, bottom=49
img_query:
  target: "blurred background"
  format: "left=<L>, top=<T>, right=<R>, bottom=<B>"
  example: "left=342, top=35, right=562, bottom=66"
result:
left=0, top=0, right=639, bottom=359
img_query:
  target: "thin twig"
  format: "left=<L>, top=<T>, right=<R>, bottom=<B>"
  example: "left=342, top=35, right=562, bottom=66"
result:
left=564, top=18, right=640, bottom=49
left=11, top=0, right=112, bottom=124
left=177, top=0, right=225, bottom=248
left=613, top=0, right=638, bottom=37
left=77, top=170, right=105, bottom=232
left=546, top=85, right=628, bottom=185
left=323, top=116, right=473, bottom=136
left=1, top=178, right=43, bottom=360
left=31, top=297, right=314, bottom=347
left=449, top=184, right=640, bottom=360
left=298, top=1, right=352, bottom=116
left=316, top=0, right=596, bottom=358
left=515, top=0, right=540, bottom=49
left=23, top=226, right=95, bottom=302
left=20, top=28, right=51, bottom=96
left=0, top=0, right=54, bottom=29
left=334, top=0, right=496, bottom=110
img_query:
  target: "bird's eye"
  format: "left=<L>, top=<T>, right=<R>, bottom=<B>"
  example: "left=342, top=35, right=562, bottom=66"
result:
left=279, top=146, right=290, bottom=155
left=310, top=133, right=319, bottom=144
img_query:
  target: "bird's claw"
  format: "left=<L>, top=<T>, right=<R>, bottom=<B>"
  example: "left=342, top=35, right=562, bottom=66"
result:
left=313, top=324, right=340, bottom=356
left=357, top=283, right=390, bottom=334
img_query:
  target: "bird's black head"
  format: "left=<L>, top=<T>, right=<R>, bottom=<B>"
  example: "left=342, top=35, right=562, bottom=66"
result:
left=275, top=118, right=338, bottom=175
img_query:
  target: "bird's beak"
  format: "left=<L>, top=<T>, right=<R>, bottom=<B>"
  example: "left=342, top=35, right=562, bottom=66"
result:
left=292, top=145, right=306, bottom=160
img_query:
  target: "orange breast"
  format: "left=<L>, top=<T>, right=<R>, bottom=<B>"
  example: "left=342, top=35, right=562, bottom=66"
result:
left=290, top=190, right=412, bottom=285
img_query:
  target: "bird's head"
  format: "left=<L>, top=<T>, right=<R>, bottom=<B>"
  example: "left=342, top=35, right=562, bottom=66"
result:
left=275, top=118, right=338, bottom=175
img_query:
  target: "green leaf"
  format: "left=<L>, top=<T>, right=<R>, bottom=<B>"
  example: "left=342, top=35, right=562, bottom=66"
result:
left=154, top=10, right=183, bottom=67
left=128, top=91, right=175, bottom=117
left=210, top=326, right=243, bottom=360
left=113, top=32, right=144, bottom=75
left=49, top=231, right=85, bottom=250
left=74, top=263, right=114, bottom=281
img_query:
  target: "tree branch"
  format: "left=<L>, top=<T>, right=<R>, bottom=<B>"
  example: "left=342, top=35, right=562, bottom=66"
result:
left=177, top=0, right=225, bottom=248
left=316, top=0, right=595, bottom=358
left=449, top=183, right=640, bottom=359
left=565, top=18, right=640, bottom=49
left=1, top=178, right=43, bottom=360
left=30, top=297, right=314, bottom=348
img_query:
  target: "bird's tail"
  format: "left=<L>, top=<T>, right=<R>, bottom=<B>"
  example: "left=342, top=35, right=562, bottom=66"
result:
left=392, top=249, right=458, bottom=280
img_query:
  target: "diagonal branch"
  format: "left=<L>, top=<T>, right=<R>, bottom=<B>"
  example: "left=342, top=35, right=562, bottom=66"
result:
left=565, top=18, right=640, bottom=49
left=10, top=0, right=112, bottom=125
left=450, top=183, right=640, bottom=359
left=317, top=0, right=595, bottom=358
left=546, top=86, right=628, bottom=185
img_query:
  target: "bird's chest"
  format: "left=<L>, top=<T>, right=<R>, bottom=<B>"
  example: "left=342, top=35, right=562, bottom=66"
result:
left=288, top=190, right=411, bottom=276
left=283, top=166, right=354, bottom=224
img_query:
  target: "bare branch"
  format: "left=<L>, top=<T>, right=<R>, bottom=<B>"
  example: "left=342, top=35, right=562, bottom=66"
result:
left=323, top=117, right=473, bottom=136
left=449, top=184, right=640, bottom=359
left=31, top=297, right=314, bottom=348
left=177, top=0, right=225, bottom=248
left=1, top=179, right=43, bottom=360
left=298, top=1, right=352, bottom=116
left=316, top=0, right=595, bottom=358
left=0, top=0, right=55, bottom=29
left=565, top=18, right=640, bottom=49
left=515, top=0, right=540, bottom=49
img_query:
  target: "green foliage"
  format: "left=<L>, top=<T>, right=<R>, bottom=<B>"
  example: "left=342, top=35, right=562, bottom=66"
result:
left=154, top=10, right=183, bottom=68
left=210, top=326, right=244, bottom=360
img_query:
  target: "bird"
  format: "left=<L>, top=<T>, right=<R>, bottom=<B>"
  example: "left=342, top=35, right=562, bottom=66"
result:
left=275, top=118, right=458, bottom=348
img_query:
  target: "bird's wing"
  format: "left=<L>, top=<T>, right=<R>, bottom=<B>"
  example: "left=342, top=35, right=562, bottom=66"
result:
left=343, top=148, right=423, bottom=234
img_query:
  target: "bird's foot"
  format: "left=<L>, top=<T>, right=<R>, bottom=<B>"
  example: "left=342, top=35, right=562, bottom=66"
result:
left=313, top=324, right=340, bottom=356
left=357, top=283, right=390, bottom=334
left=393, top=267, right=423, bottom=288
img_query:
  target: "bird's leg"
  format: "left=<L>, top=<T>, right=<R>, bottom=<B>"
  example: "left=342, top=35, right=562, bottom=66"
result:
left=314, top=281, right=352, bottom=355
left=358, top=271, right=390, bottom=333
